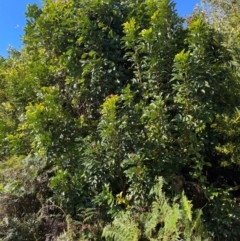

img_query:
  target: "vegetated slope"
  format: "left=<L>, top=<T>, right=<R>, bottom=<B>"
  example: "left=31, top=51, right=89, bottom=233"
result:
left=0, top=0, right=240, bottom=240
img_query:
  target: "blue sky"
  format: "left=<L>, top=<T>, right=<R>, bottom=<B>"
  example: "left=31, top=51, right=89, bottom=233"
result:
left=0, top=0, right=200, bottom=57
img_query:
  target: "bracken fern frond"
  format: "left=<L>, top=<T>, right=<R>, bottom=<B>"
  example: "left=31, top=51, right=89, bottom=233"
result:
left=102, top=212, right=140, bottom=241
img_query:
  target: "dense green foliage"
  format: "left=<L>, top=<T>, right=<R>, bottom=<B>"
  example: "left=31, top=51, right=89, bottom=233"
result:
left=1, top=0, right=240, bottom=240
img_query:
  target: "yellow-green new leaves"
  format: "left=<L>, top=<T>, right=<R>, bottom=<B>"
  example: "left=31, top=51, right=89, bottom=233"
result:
left=123, top=18, right=139, bottom=35
left=116, top=191, right=130, bottom=209
left=140, top=27, right=153, bottom=41
left=174, top=50, right=190, bottom=68
left=14, top=86, right=63, bottom=155
left=122, top=18, right=140, bottom=49
left=99, top=94, right=119, bottom=141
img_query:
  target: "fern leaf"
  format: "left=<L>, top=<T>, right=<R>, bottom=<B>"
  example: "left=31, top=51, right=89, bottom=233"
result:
left=102, top=212, right=140, bottom=241
left=181, top=192, right=193, bottom=222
